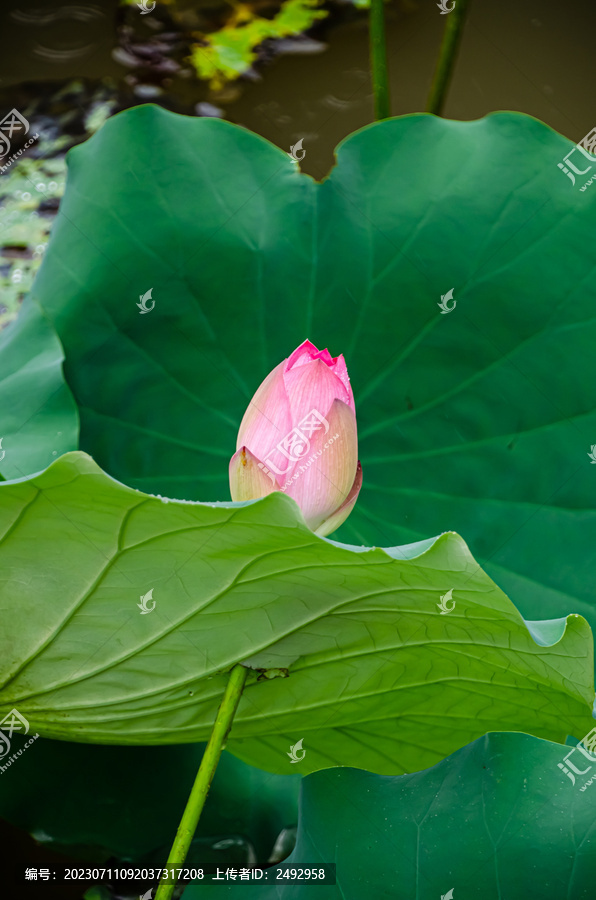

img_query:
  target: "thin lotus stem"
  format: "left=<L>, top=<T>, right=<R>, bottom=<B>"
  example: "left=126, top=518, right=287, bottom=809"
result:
left=154, top=663, right=249, bottom=900
left=370, top=0, right=390, bottom=120
left=426, top=0, right=472, bottom=116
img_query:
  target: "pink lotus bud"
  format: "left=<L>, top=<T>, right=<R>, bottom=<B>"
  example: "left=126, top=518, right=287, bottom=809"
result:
left=229, top=340, right=362, bottom=536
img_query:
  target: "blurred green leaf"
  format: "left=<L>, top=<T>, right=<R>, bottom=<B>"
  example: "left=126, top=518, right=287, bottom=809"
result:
left=190, top=0, right=328, bottom=87
left=185, top=732, right=596, bottom=899
left=0, top=295, right=78, bottom=480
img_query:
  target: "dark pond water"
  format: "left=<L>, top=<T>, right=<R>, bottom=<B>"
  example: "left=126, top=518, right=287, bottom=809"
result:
left=0, top=0, right=594, bottom=178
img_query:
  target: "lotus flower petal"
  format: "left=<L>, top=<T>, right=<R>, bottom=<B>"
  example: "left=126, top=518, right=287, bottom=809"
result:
left=230, top=340, right=361, bottom=534
left=285, top=340, right=354, bottom=413
left=315, top=460, right=363, bottom=537
left=283, top=399, right=358, bottom=532
left=229, top=446, right=280, bottom=501
left=236, top=362, right=293, bottom=470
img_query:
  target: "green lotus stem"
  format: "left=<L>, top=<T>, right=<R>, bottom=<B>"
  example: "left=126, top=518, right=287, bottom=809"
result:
left=369, top=0, right=390, bottom=120
left=426, top=0, right=472, bottom=116
left=154, top=663, right=249, bottom=900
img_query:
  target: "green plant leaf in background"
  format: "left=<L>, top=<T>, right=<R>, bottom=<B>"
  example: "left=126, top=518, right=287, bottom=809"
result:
left=0, top=452, right=593, bottom=775
left=190, top=0, right=328, bottom=89
left=24, top=105, right=596, bottom=662
left=0, top=733, right=298, bottom=862
left=0, top=296, right=78, bottom=481
left=0, top=156, right=66, bottom=330
left=185, top=732, right=596, bottom=900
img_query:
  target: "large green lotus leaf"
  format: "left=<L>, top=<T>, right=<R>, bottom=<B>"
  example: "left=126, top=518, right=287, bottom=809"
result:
left=28, top=105, right=596, bottom=646
left=0, top=732, right=298, bottom=861
left=185, top=732, right=596, bottom=900
left=0, top=296, right=78, bottom=481
left=0, top=452, right=593, bottom=775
